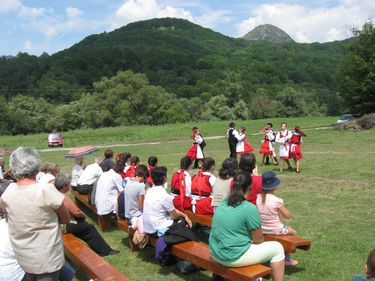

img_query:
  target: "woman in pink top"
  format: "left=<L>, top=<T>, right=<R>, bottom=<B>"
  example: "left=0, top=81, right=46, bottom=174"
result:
left=256, top=171, right=298, bottom=266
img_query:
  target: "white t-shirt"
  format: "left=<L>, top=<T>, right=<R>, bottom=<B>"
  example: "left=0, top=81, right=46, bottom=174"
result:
left=0, top=219, right=25, bottom=281
left=0, top=167, right=3, bottom=180
left=39, top=173, right=55, bottom=184
left=78, top=163, right=103, bottom=186
left=35, top=171, right=45, bottom=183
left=202, top=171, right=217, bottom=188
left=0, top=182, right=65, bottom=274
left=71, top=164, right=83, bottom=187
left=143, top=185, right=175, bottom=234
left=95, top=169, right=124, bottom=215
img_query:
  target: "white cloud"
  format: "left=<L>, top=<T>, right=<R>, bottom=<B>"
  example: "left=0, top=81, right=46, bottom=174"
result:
left=0, top=0, right=21, bottom=14
left=111, top=0, right=232, bottom=30
left=236, top=0, right=375, bottom=42
left=66, top=7, right=83, bottom=18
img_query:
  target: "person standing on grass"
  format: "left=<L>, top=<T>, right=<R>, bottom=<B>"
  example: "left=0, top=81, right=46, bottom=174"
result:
left=235, top=127, right=254, bottom=155
left=256, top=171, right=298, bottom=266
left=227, top=122, right=238, bottom=158
left=186, top=127, right=205, bottom=169
left=209, top=171, right=285, bottom=281
left=0, top=147, right=70, bottom=281
left=143, top=166, right=192, bottom=236
left=352, top=249, right=375, bottom=281
left=289, top=126, right=306, bottom=173
left=275, top=123, right=292, bottom=173
left=259, top=123, right=279, bottom=166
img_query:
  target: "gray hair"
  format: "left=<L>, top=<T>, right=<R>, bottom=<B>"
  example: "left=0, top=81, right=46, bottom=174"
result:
left=10, top=147, right=40, bottom=180
left=54, top=174, right=70, bottom=191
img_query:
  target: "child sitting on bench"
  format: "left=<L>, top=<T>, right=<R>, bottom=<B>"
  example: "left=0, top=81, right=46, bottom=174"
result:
left=352, top=249, right=375, bottom=281
left=256, top=171, right=298, bottom=266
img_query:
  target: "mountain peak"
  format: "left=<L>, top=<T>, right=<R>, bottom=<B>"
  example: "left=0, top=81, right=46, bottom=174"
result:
left=242, top=24, right=294, bottom=43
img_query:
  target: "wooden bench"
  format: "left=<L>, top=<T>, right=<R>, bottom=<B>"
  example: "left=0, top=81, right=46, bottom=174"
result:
left=117, top=219, right=271, bottom=281
left=63, top=233, right=130, bottom=281
left=73, top=191, right=113, bottom=231
left=184, top=210, right=312, bottom=253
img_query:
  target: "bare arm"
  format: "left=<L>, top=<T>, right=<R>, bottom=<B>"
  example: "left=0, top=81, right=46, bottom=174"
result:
left=137, top=195, right=144, bottom=212
left=251, top=227, right=264, bottom=244
left=64, top=195, right=85, bottom=218
left=169, top=209, right=192, bottom=228
left=55, top=198, right=71, bottom=224
left=279, top=204, right=292, bottom=219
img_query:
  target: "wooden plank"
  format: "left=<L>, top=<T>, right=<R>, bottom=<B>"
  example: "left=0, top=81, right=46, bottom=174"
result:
left=264, top=234, right=311, bottom=253
left=73, top=191, right=112, bottom=231
left=184, top=210, right=311, bottom=253
left=63, top=233, right=130, bottom=281
left=117, top=220, right=270, bottom=281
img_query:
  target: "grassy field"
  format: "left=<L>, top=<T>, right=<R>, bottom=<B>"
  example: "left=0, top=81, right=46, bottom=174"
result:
left=2, top=116, right=375, bottom=281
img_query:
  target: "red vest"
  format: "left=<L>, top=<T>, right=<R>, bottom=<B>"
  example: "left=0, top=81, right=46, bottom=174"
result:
left=191, top=170, right=212, bottom=196
left=291, top=133, right=301, bottom=144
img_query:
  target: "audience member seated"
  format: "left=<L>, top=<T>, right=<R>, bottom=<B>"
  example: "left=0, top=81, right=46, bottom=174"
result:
left=211, top=157, right=238, bottom=210
left=256, top=171, right=298, bottom=266
left=124, top=165, right=149, bottom=233
left=77, top=158, right=103, bottom=195
left=71, top=156, right=84, bottom=191
left=124, top=156, right=140, bottom=179
left=191, top=157, right=217, bottom=215
left=117, top=152, right=132, bottom=178
left=352, top=249, right=375, bottom=281
left=209, top=171, right=285, bottom=281
left=55, top=174, right=119, bottom=256
left=143, top=166, right=192, bottom=236
left=95, top=161, right=124, bottom=216
left=0, top=147, right=70, bottom=281
left=100, top=149, right=114, bottom=172
left=146, top=156, right=158, bottom=186
left=171, top=157, right=193, bottom=211
left=39, top=162, right=60, bottom=184
left=239, top=153, right=262, bottom=205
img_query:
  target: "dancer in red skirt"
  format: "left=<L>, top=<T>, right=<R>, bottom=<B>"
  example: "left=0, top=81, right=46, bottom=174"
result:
left=235, top=127, right=254, bottom=155
left=259, top=123, right=278, bottom=165
left=275, top=123, right=293, bottom=173
left=186, top=127, right=205, bottom=168
left=289, top=126, right=306, bottom=173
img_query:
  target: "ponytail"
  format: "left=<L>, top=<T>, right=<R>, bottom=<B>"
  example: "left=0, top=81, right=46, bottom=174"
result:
left=227, top=171, right=252, bottom=207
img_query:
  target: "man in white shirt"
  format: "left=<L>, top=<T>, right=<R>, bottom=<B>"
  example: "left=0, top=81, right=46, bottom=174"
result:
left=95, top=162, right=124, bottom=216
left=143, top=166, right=192, bottom=235
left=0, top=157, right=4, bottom=181
left=77, top=158, right=103, bottom=195
left=71, top=157, right=84, bottom=191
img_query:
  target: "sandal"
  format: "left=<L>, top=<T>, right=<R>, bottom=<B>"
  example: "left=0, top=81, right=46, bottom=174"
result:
left=285, top=259, right=299, bottom=266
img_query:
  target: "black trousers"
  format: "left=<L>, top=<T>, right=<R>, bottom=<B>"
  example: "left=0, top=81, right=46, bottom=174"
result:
left=228, top=142, right=237, bottom=158
left=66, top=222, right=111, bottom=256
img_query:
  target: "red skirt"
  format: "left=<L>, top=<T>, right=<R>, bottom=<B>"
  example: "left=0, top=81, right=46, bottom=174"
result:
left=237, top=140, right=254, bottom=155
left=259, top=140, right=273, bottom=155
left=194, top=197, right=214, bottom=215
left=290, top=144, right=303, bottom=160
left=186, top=143, right=203, bottom=159
left=173, top=196, right=192, bottom=211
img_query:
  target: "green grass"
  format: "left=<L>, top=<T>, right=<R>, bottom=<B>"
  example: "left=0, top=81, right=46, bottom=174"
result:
left=3, top=116, right=374, bottom=281
left=1, top=116, right=336, bottom=150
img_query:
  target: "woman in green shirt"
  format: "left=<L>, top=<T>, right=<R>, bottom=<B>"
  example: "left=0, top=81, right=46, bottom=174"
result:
left=209, top=171, right=285, bottom=281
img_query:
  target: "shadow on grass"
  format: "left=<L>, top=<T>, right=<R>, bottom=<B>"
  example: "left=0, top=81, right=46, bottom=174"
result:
left=285, top=265, right=305, bottom=275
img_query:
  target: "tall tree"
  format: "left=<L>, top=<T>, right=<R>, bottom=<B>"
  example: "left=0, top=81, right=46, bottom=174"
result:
left=338, top=21, right=375, bottom=114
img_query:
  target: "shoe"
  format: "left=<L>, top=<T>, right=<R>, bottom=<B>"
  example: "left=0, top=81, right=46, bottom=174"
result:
left=287, top=166, right=293, bottom=170
left=296, top=170, right=300, bottom=173
left=285, top=259, right=298, bottom=266
left=106, top=249, right=120, bottom=256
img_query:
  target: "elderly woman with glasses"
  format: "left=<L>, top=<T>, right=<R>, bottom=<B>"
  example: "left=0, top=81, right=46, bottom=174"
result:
left=0, top=147, right=70, bottom=281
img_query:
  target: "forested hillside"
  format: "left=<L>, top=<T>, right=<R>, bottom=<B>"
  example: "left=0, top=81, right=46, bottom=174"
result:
left=0, top=18, right=350, bottom=134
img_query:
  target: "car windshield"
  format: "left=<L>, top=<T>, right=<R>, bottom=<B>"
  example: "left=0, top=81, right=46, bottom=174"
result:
left=49, top=133, right=62, bottom=140
left=340, top=115, right=352, bottom=120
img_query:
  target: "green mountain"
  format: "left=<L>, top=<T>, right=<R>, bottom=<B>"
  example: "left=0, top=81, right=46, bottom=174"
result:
left=0, top=17, right=350, bottom=133
left=242, top=24, right=294, bottom=43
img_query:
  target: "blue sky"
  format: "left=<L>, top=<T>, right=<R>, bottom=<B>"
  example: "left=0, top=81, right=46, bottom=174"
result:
left=0, top=0, right=374, bottom=56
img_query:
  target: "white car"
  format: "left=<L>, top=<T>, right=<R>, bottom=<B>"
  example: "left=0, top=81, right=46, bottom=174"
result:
left=336, top=114, right=353, bottom=124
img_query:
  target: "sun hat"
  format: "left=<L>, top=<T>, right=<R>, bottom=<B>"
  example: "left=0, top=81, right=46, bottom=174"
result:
left=261, top=171, right=281, bottom=190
